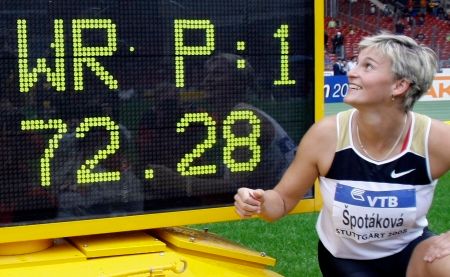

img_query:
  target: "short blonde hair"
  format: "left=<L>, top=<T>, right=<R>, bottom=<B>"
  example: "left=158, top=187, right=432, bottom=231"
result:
left=358, top=32, right=437, bottom=111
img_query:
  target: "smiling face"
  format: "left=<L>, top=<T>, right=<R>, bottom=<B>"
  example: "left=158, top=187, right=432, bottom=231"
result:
left=344, top=47, right=397, bottom=108
left=347, top=32, right=437, bottom=112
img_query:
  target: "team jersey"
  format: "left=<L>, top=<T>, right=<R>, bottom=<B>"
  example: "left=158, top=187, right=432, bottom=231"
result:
left=316, top=109, right=438, bottom=260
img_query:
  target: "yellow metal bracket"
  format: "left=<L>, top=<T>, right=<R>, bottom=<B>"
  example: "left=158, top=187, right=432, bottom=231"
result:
left=153, top=226, right=276, bottom=266
left=0, top=239, right=85, bottom=269
left=69, top=231, right=166, bottom=258
left=0, top=239, right=53, bottom=256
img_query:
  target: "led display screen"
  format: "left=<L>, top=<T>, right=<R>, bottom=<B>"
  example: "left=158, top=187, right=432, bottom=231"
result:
left=0, top=0, right=316, bottom=227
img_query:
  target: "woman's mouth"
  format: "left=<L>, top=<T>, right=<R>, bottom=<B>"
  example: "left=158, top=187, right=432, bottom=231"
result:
left=348, top=84, right=362, bottom=91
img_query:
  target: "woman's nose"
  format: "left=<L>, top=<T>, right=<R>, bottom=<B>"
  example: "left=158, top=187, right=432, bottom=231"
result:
left=347, top=66, right=357, bottom=78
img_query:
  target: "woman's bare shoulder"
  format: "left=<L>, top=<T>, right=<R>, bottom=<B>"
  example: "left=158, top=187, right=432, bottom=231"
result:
left=305, top=115, right=338, bottom=141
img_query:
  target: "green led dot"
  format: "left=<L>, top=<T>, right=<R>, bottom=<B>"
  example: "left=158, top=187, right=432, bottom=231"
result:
left=236, top=41, right=245, bottom=51
left=145, top=169, right=154, bottom=180
left=237, top=60, right=246, bottom=69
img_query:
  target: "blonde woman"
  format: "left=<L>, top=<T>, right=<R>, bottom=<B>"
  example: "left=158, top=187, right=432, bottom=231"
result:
left=234, top=32, right=450, bottom=276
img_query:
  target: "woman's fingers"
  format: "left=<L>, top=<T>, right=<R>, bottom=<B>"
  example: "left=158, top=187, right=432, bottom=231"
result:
left=424, top=231, right=450, bottom=262
left=234, top=188, right=264, bottom=218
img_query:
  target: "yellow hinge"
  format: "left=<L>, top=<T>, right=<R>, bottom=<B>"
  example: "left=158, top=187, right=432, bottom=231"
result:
left=104, top=259, right=187, bottom=277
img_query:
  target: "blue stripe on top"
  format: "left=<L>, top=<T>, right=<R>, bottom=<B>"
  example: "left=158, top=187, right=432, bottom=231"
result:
left=334, top=183, right=416, bottom=208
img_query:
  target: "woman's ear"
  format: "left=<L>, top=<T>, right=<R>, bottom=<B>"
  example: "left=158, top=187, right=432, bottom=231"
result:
left=392, top=79, right=412, bottom=97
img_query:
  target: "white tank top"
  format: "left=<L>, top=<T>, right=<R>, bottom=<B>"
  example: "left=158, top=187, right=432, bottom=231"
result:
left=316, top=109, right=438, bottom=260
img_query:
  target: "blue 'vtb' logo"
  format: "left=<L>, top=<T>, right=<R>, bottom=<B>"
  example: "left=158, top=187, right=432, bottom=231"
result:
left=334, top=184, right=416, bottom=208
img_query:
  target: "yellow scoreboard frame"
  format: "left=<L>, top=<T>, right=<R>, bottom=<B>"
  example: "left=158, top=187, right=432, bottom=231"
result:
left=0, top=1, right=324, bottom=244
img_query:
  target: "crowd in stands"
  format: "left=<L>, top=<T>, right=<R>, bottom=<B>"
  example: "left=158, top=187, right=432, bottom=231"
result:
left=325, top=0, right=450, bottom=73
left=332, top=56, right=358, bottom=75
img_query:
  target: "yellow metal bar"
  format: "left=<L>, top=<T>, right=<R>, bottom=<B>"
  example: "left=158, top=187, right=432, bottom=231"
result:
left=0, top=198, right=318, bottom=244
left=313, top=1, right=325, bottom=212
left=0, top=207, right=231, bottom=243
left=311, top=0, right=326, bottom=190
left=315, top=0, right=325, bottom=123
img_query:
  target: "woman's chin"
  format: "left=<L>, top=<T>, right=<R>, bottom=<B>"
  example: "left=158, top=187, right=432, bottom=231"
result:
left=343, top=95, right=354, bottom=105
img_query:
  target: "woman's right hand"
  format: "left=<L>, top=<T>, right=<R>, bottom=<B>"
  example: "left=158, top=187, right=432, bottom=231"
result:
left=234, top=188, right=265, bottom=218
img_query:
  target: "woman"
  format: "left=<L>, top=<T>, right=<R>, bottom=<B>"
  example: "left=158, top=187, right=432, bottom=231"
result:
left=234, top=32, right=450, bottom=276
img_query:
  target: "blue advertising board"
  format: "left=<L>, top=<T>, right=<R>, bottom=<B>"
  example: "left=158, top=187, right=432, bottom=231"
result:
left=324, top=75, right=348, bottom=103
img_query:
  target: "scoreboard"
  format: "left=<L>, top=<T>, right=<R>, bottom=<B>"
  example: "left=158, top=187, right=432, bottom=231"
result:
left=0, top=0, right=322, bottom=243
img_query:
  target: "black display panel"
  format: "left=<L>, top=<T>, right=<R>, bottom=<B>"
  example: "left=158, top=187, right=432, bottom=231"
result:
left=0, top=0, right=315, bottom=226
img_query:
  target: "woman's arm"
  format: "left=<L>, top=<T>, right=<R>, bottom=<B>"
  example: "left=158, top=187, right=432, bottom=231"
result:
left=428, top=119, right=450, bottom=179
left=421, top=120, right=450, bottom=265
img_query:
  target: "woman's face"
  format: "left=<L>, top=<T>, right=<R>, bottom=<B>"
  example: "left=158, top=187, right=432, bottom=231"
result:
left=344, top=47, right=397, bottom=108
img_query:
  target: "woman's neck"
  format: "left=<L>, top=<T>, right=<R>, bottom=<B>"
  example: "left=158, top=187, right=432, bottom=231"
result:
left=354, top=110, right=409, bottom=161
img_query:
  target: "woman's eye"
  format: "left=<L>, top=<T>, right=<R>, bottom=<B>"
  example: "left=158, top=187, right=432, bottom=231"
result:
left=364, top=63, right=373, bottom=70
